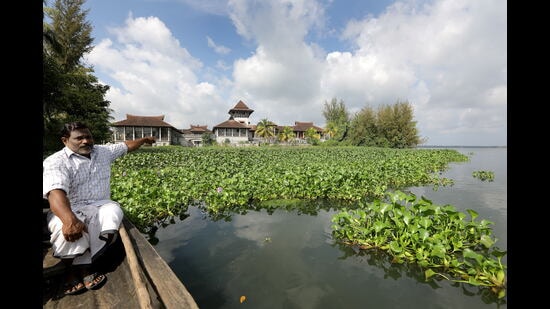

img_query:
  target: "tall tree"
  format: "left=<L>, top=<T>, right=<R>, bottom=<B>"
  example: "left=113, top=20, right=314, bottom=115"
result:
left=323, top=121, right=338, bottom=140
left=376, top=100, right=422, bottom=148
left=348, top=106, right=378, bottom=146
left=322, top=98, right=350, bottom=142
left=43, top=0, right=112, bottom=153
left=201, top=132, right=215, bottom=146
left=304, top=127, right=320, bottom=145
left=45, top=0, right=93, bottom=70
left=392, top=100, right=422, bottom=148
left=278, top=126, right=295, bottom=143
left=255, top=118, right=276, bottom=143
left=346, top=100, right=422, bottom=148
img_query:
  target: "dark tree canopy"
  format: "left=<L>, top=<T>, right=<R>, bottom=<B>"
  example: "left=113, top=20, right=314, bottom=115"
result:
left=322, top=98, right=350, bottom=142
left=43, top=0, right=112, bottom=154
left=325, top=99, right=423, bottom=148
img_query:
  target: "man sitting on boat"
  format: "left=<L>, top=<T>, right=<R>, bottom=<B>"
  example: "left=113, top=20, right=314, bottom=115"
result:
left=43, top=121, right=156, bottom=295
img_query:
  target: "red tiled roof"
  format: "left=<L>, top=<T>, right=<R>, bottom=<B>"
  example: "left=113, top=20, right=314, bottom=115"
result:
left=229, top=100, right=254, bottom=112
left=213, top=118, right=251, bottom=129
left=182, top=125, right=211, bottom=134
left=112, top=114, right=176, bottom=128
left=292, top=121, right=323, bottom=132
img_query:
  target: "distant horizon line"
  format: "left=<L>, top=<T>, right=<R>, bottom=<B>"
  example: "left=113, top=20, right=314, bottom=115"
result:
left=418, top=145, right=507, bottom=148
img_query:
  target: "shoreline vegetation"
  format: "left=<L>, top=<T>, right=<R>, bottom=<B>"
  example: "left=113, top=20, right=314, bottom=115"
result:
left=417, top=145, right=507, bottom=148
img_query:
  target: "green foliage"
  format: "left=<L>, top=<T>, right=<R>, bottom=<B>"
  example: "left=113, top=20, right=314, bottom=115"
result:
left=376, top=101, right=421, bottom=148
left=277, top=126, right=295, bottom=143
left=472, top=170, right=495, bottom=181
left=112, top=146, right=503, bottom=301
left=333, top=99, right=423, bottom=148
left=319, top=139, right=343, bottom=147
left=304, top=127, right=320, bottom=145
left=255, top=118, right=277, bottom=143
left=45, top=0, right=93, bottom=70
left=323, top=121, right=338, bottom=140
left=43, top=0, right=113, bottom=153
left=348, top=106, right=378, bottom=146
left=111, top=146, right=468, bottom=230
left=331, top=190, right=506, bottom=298
left=201, top=132, right=215, bottom=146
left=322, top=98, right=350, bottom=141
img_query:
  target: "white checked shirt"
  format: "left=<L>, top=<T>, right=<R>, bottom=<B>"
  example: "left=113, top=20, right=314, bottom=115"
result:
left=43, top=143, right=128, bottom=208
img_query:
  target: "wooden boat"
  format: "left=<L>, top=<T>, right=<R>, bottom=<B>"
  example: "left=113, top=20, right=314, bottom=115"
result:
left=42, top=215, right=199, bottom=308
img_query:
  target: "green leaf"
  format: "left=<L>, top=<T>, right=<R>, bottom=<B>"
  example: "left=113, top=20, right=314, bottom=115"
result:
left=479, top=234, right=494, bottom=248
left=425, top=269, right=436, bottom=280
left=463, top=248, right=483, bottom=265
left=466, top=209, right=478, bottom=221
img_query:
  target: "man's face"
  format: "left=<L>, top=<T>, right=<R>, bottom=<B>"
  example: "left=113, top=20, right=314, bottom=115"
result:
left=62, top=128, right=94, bottom=156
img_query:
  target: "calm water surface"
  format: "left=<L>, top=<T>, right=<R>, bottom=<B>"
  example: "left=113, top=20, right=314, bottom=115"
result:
left=151, top=147, right=507, bottom=309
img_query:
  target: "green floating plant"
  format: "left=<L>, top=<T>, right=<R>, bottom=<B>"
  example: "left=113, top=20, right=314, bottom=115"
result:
left=331, top=190, right=506, bottom=299
left=472, top=170, right=494, bottom=181
left=111, top=146, right=469, bottom=230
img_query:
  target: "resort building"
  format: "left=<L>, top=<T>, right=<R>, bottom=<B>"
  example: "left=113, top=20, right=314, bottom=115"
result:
left=111, top=114, right=185, bottom=146
left=181, top=125, right=213, bottom=146
left=286, top=121, right=325, bottom=140
left=111, top=100, right=325, bottom=146
left=212, top=100, right=255, bottom=144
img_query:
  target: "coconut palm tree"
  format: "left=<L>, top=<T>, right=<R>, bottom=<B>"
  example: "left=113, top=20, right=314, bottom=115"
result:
left=278, top=126, right=295, bottom=143
left=305, top=127, right=320, bottom=145
left=255, top=118, right=276, bottom=143
left=324, top=121, right=338, bottom=140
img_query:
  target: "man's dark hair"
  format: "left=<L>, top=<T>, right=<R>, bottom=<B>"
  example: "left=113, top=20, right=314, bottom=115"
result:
left=61, top=122, right=90, bottom=138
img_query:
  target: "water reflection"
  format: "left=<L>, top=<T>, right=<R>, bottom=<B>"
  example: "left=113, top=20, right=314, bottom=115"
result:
left=333, top=243, right=506, bottom=306
left=148, top=148, right=506, bottom=309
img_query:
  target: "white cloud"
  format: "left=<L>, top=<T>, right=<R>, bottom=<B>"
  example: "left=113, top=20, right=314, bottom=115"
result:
left=86, top=0, right=506, bottom=145
left=86, top=14, right=228, bottom=129
left=215, top=60, right=232, bottom=71
left=207, top=36, right=231, bottom=55
left=228, top=0, right=327, bottom=125
left=225, top=0, right=506, bottom=145
left=332, top=0, right=507, bottom=145
left=174, top=0, right=228, bottom=15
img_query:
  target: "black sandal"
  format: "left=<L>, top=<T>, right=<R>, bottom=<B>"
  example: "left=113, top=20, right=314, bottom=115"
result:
left=63, top=279, right=86, bottom=295
left=83, top=272, right=106, bottom=290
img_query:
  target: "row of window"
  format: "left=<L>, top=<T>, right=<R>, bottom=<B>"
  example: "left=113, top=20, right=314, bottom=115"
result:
left=231, top=112, right=251, bottom=118
left=113, top=126, right=323, bottom=142
left=216, top=128, right=249, bottom=137
left=113, top=127, right=172, bottom=141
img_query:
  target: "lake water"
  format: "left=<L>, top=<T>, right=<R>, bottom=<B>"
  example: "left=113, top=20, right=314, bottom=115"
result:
left=150, top=147, right=507, bottom=309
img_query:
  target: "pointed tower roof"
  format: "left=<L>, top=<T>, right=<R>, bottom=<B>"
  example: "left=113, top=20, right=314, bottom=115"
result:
left=229, top=100, right=254, bottom=113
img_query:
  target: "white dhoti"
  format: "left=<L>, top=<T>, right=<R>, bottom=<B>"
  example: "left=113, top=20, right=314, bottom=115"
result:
left=47, top=200, right=123, bottom=265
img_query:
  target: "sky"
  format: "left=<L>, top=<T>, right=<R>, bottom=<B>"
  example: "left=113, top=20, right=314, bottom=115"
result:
left=79, top=0, right=506, bottom=146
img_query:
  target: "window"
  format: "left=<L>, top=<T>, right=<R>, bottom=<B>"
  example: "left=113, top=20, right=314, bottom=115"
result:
left=161, top=127, right=169, bottom=141
left=125, top=127, right=134, bottom=140
left=115, top=127, right=124, bottom=140
left=143, top=127, right=152, bottom=136
left=134, top=127, right=143, bottom=139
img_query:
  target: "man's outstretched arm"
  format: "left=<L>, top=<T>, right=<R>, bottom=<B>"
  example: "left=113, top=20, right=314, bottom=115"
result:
left=125, top=136, right=157, bottom=152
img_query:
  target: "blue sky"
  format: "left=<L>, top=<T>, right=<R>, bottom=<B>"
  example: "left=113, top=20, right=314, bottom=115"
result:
left=78, top=0, right=506, bottom=146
